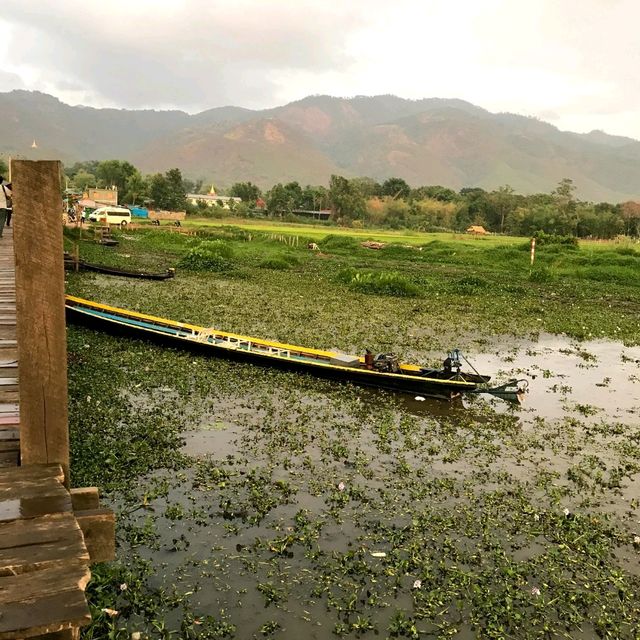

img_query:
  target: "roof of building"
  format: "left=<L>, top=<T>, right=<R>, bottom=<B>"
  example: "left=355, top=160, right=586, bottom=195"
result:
left=187, top=193, right=241, bottom=201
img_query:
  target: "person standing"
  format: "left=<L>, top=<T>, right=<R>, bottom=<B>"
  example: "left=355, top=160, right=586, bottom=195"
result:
left=0, top=176, right=11, bottom=238
left=4, top=182, right=12, bottom=227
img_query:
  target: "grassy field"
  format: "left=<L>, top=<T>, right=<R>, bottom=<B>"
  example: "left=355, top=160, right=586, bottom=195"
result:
left=64, top=224, right=640, bottom=639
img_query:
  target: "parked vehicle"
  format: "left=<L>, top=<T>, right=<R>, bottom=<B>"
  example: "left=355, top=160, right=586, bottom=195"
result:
left=88, top=206, right=132, bottom=226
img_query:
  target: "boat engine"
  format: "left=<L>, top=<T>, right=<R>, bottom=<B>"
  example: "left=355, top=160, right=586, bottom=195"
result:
left=443, top=349, right=463, bottom=375
left=373, top=353, right=400, bottom=373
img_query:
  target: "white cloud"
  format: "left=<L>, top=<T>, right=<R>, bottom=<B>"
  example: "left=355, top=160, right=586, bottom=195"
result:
left=1, top=0, right=639, bottom=138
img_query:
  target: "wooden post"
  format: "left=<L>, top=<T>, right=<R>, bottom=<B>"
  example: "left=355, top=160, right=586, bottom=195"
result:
left=11, top=160, right=70, bottom=484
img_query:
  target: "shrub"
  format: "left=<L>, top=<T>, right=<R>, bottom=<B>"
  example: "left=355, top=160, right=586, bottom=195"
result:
left=338, top=268, right=421, bottom=297
left=259, top=254, right=298, bottom=270
left=529, top=265, right=555, bottom=283
left=531, top=231, right=579, bottom=248
left=452, top=275, right=489, bottom=294
left=180, top=240, right=235, bottom=271
left=320, top=234, right=361, bottom=251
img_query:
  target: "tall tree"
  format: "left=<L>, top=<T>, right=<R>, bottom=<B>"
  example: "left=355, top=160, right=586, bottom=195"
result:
left=266, top=183, right=294, bottom=215
left=164, top=168, right=187, bottom=211
left=73, top=171, right=97, bottom=191
left=230, top=181, right=261, bottom=203
left=124, top=171, right=146, bottom=205
left=328, top=175, right=366, bottom=221
left=94, top=160, right=138, bottom=200
left=381, top=177, right=411, bottom=199
left=488, top=185, right=516, bottom=233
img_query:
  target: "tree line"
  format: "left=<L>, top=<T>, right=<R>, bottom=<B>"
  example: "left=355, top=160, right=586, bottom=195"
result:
left=63, top=160, right=640, bottom=238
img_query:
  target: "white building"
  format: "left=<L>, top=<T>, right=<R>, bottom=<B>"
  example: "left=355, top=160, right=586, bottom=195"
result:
left=187, top=186, right=241, bottom=210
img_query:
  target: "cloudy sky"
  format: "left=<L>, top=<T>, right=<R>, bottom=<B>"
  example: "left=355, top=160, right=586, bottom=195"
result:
left=1, top=0, right=638, bottom=139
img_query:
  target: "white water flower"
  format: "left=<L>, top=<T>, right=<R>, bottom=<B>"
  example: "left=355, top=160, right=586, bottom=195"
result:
left=102, top=608, right=119, bottom=617
left=131, top=633, right=141, bottom=640
left=531, top=586, right=541, bottom=597
left=120, top=583, right=128, bottom=591
left=414, top=396, right=426, bottom=401
left=533, top=514, right=540, bottom=522
left=412, top=579, right=422, bottom=589
left=563, top=508, right=570, bottom=517
left=633, top=535, right=640, bottom=545
left=338, top=482, right=346, bottom=492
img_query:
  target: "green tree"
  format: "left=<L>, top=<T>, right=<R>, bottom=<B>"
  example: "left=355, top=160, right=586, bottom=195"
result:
left=124, top=171, right=146, bottom=205
left=229, top=181, right=261, bottom=204
left=149, top=173, right=169, bottom=209
left=412, top=185, right=458, bottom=202
left=95, top=160, right=137, bottom=195
left=300, top=185, right=330, bottom=210
left=328, top=175, right=366, bottom=222
left=163, top=168, right=187, bottom=211
left=381, top=177, right=411, bottom=199
left=488, top=185, right=516, bottom=233
left=0, top=158, right=8, bottom=178
left=552, top=178, right=579, bottom=235
left=351, top=177, right=382, bottom=198
left=73, top=171, right=97, bottom=191
left=266, top=183, right=294, bottom=215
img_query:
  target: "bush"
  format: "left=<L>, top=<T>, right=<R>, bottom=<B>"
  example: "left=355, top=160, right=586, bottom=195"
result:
left=529, top=265, right=555, bottom=283
left=531, top=231, right=579, bottom=248
left=320, top=234, right=361, bottom=251
left=451, top=275, right=489, bottom=294
left=259, top=254, right=299, bottom=270
left=180, top=240, right=235, bottom=271
left=338, top=268, right=421, bottom=297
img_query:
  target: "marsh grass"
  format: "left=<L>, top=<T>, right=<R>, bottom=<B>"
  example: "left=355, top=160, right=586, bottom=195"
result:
left=65, top=223, right=640, bottom=639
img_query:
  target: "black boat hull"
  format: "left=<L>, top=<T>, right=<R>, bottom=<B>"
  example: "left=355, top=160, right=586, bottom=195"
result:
left=65, top=305, right=475, bottom=399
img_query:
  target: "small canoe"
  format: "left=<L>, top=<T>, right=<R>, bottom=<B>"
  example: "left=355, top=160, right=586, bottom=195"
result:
left=64, top=256, right=175, bottom=280
left=64, top=295, right=525, bottom=401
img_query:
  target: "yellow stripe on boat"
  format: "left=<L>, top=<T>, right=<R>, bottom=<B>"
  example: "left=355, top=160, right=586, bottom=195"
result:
left=65, top=295, right=474, bottom=388
left=66, top=295, right=337, bottom=357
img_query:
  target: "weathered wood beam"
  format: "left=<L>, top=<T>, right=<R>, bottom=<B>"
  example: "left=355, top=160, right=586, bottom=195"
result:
left=69, top=487, right=100, bottom=511
left=11, top=161, right=69, bottom=484
left=74, top=508, right=116, bottom=563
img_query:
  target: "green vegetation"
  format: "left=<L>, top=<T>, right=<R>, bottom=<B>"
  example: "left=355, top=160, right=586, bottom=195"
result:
left=64, top=223, right=640, bottom=639
left=65, top=159, right=640, bottom=239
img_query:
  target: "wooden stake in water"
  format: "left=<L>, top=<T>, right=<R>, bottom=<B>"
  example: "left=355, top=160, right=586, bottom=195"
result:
left=530, top=237, right=536, bottom=266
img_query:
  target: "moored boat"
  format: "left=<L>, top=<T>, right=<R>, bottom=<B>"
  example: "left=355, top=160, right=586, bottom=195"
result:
left=64, top=255, right=175, bottom=280
left=64, top=295, right=527, bottom=402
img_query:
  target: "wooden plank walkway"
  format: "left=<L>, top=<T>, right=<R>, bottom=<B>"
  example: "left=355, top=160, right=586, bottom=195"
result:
left=0, top=227, right=19, bottom=468
left=0, top=464, right=92, bottom=639
left=0, top=162, right=115, bottom=639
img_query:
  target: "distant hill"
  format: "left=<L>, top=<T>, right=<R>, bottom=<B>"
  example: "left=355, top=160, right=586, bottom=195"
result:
left=2, top=90, right=640, bottom=202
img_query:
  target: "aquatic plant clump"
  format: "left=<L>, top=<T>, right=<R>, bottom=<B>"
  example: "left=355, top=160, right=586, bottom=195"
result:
left=338, top=268, right=421, bottom=297
left=180, top=240, right=236, bottom=271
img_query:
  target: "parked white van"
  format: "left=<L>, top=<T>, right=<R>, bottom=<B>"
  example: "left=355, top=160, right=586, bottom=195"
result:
left=88, top=206, right=132, bottom=226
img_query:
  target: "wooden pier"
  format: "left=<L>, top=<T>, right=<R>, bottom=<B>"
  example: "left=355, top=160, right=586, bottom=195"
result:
left=0, top=161, right=114, bottom=640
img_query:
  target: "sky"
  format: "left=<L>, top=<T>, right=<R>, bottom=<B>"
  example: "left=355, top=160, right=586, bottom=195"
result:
left=1, top=0, right=638, bottom=139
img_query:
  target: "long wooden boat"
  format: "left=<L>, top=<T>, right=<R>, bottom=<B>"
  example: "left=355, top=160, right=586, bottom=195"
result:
left=64, top=256, right=175, bottom=280
left=65, top=295, right=526, bottom=401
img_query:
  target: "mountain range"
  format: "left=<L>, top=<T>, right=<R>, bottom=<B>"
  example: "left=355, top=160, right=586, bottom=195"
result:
left=2, top=90, right=640, bottom=202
